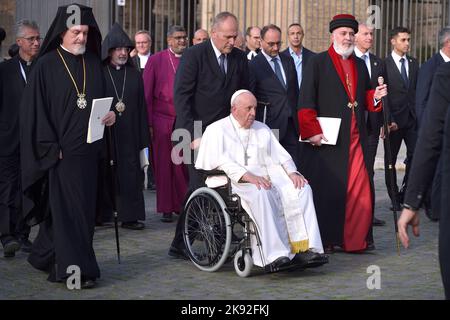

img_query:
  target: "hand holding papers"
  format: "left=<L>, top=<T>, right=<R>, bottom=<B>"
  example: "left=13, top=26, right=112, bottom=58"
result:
left=300, top=117, right=342, bottom=146
left=87, top=97, right=114, bottom=143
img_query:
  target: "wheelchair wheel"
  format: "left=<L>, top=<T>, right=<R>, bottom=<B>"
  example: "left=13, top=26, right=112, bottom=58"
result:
left=183, top=187, right=232, bottom=272
left=234, top=250, right=253, bottom=278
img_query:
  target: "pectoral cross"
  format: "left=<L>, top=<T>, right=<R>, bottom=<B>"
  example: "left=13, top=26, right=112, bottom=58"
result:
left=346, top=73, right=357, bottom=112
left=244, top=151, right=251, bottom=166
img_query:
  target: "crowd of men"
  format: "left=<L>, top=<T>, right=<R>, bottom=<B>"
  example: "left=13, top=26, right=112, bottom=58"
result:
left=0, top=4, right=449, bottom=298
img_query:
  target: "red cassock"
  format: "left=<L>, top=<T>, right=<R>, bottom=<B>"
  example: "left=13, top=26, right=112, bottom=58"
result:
left=144, top=49, right=188, bottom=214
left=297, top=45, right=382, bottom=251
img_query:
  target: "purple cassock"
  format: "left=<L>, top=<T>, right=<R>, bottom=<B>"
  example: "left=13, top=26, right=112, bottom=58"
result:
left=143, top=49, right=188, bottom=214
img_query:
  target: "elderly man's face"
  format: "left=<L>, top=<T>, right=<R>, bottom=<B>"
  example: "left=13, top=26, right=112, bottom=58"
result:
left=355, top=24, right=374, bottom=52
left=61, top=25, right=89, bottom=55
left=110, top=47, right=130, bottom=66
left=231, top=93, right=257, bottom=129
left=332, top=27, right=355, bottom=49
left=135, top=33, right=151, bottom=55
left=16, top=26, right=41, bottom=60
left=192, top=30, right=208, bottom=45
left=211, top=17, right=238, bottom=54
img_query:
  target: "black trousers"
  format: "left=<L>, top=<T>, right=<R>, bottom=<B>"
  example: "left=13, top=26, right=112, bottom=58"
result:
left=384, top=125, right=417, bottom=204
left=0, top=155, right=30, bottom=245
left=366, top=130, right=380, bottom=242
left=280, top=118, right=300, bottom=169
left=171, top=149, right=205, bottom=250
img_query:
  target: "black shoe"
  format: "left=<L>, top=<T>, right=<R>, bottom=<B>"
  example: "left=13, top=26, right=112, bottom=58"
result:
left=373, top=217, right=386, bottom=226
left=366, top=243, right=376, bottom=251
left=265, top=256, right=291, bottom=272
left=168, top=245, right=189, bottom=260
left=20, top=238, right=33, bottom=253
left=160, top=212, right=174, bottom=223
left=80, top=278, right=97, bottom=289
left=3, top=239, right=21, bottom=258
left=293, top=250, right=328, bottom=267
left=121, top=221, right=145, bottom=230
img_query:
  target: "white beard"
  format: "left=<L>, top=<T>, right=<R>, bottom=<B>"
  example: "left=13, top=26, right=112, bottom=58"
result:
left=333, top=41, right=355, bottom=59
left=72, top=45, right=86, bottom=55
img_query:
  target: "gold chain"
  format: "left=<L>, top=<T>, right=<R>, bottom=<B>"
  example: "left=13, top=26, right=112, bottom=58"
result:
left=57, top=48, right=86, bottom=97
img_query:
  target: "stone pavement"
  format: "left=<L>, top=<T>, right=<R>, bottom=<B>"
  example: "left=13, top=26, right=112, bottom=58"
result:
left=0, top=166, right=444, bottom=300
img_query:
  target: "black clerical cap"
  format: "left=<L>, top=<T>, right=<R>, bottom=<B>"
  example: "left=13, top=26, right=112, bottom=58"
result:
left=39, top=3, right=102, bottom=58
left=329, top=14, right=358, bottom=34
left=101, top=23, right=134, bottom=63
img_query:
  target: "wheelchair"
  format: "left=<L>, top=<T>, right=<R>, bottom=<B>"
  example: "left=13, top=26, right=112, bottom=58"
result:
left=182, top=170, right=296, bottom=277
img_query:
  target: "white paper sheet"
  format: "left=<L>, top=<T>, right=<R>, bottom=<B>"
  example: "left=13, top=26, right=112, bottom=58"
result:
left=300, top=117, right=342, bottom=145
left=87, top=97, right=113, bottom=143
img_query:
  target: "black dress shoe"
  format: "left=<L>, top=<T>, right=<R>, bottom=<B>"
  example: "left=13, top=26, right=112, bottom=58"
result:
left=168, top=245, right=189, bottom=260
left=366, top=243, right=376, bottom=251
left=265, top=256, right=291, bottom=272
left=80, top=278, right=97, bottom=289
left=293, top=250, right=328, bottom=267
left=20, top=238, right=33, bottom=253
left=373, top=217, right=386, bottom=226
left=3, top=239, right=21, bottom=258
left=324, top=245, right=335, bottom=254
left=121, top=221, right=145, bottom=230
left=160, top=212, right=174, bottom=223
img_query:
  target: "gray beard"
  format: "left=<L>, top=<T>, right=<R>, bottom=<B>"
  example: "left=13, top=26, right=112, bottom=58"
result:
left=333, top=41, right=355, bottom=59
left=72, top=45, right=86, bottom=55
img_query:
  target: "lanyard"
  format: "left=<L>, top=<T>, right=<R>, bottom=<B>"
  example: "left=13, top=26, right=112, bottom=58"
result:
left=19, top=61, right=27, bottom=83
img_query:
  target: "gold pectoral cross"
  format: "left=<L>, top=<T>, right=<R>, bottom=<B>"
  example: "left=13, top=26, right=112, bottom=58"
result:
left=346, top=73, right=358, bottom=112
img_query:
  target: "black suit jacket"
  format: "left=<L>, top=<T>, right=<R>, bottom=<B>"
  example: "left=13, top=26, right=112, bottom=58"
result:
left=249, top=52, right=299, bottom=140
left=280, top=46, right=315, bottom=77
left=356, top=52, right=386, bottom=135
left=0, top=56, right=27, bottom=156
left=416, top=52, right=446, bottom=127
left=174, top=40, right=250, bottom=137
left=384, top=54, right=419, bottom=129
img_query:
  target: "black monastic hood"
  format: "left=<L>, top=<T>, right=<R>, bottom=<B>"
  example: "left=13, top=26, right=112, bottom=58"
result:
left=39, top=3, right=102, bottom=58
left=101, top=23, right=134, bottom=64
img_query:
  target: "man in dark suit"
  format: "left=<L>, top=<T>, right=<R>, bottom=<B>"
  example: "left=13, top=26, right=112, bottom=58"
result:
left=169, top=12, right=250, bottom=258
left=414, top=27, right=450, bottom=221
left=245, top=26, right=261, bottom=60
left=249, top=24, right=300, bottom=167
left=0, top=20, right=40, bottom=257
left=383, top=27, right=419, bottom=209
left=398, top=62, right=450, bottom=299
left=354, top=23, right=386, bottom=226
left=280, top=23, right=315, bottom=90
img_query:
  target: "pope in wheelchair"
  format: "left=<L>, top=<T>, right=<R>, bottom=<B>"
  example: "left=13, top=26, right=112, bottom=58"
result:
left=183, top=90, right=328, bottom=277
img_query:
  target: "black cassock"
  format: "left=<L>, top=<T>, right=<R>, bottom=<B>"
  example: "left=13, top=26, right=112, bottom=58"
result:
left=97, top=65, right=149, bottom=223
left=20, top=49, right=105, bottom=281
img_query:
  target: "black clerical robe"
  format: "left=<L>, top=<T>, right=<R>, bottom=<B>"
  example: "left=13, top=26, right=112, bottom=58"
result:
left=0, top=55, right=33, bottom=239
left=20, top=48, right=105, bottom=281
left=297, top=45, right=381, bottom=251
left=97, top=64, right=149, bottom=223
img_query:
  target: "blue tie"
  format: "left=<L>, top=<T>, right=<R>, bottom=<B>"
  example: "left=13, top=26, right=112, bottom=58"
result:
left=272, top=57, right=286, bottom=88
left=400, top=57, right=409, bottom=87
left=219, top=54, right=226, bottom=75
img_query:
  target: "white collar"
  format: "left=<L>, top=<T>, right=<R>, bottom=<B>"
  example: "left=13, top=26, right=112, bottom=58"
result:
left=169, top=48, right=182, bottom=58
left=440, top=50, right=450, bottom=62
left=391, top=50, right=407, bottom=63
left=138, top=52, right=151, bottom=58
left=261, top=49, right=280, bottom=63
left=354, top=47, right=370, bottom=59
left=210, top=39, right=223, bottom=59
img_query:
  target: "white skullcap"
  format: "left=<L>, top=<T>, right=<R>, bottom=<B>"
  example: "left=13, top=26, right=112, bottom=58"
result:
left=230, top=89, right=253, bottom=106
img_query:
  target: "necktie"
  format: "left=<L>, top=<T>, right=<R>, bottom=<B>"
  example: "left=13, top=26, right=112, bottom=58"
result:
left=400, top=57, right=409, bottom=87
left=272, top=57, right=286, bottom=88
left=362, top=54, right=371, bottom=78
left=219, top=54, right=226, bottom=75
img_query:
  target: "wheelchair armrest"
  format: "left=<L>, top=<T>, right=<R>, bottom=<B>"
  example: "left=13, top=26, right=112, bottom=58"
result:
left=198, top=169, right=228, bottom=178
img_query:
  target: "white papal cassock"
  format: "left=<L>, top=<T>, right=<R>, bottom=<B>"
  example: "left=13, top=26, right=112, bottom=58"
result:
left=195, top=115, right=324, bottom=267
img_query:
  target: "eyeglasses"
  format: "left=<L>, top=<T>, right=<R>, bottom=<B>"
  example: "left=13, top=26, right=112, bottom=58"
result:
left=21, top=36, right=41, bottom=43
left=114, top=47, right=131, bottom=53
left=172, top=36, right=188, bottom=41
left=264, top=40, right=283, bottom=48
